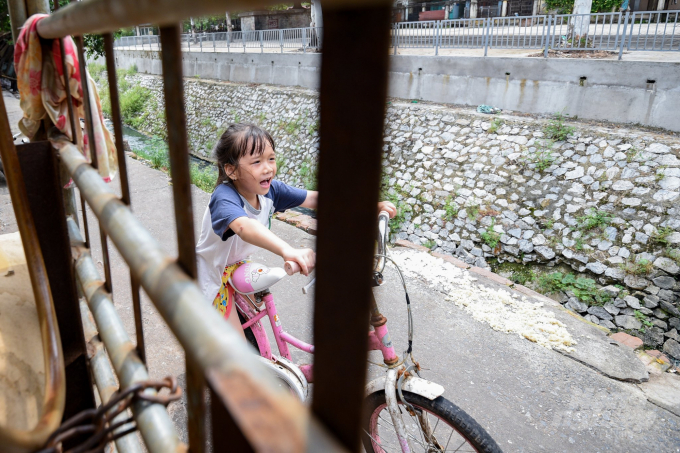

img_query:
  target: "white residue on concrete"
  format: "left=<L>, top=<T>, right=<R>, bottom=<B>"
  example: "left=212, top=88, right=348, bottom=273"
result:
left=390, top=249, right=577, bottom=353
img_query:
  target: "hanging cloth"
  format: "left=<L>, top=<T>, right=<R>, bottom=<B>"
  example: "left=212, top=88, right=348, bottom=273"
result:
left=14, top=14, right=117, bottom=183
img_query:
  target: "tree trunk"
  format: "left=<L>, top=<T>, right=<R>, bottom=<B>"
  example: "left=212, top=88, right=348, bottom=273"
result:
left=226, top=11, right=233, bottom=32
left=311, top=1, right=323, bottom=28
left=190, top=17, right=196, bottom=37
left=569, top=0, right=592, bottom=40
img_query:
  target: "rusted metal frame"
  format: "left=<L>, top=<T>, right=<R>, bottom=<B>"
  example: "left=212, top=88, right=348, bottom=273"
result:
left=311, top=4, right=393, bottom=451
left=0, top=79, right=66, bottom=452
left=103, top=32, right=147, bottom=364
left=16, top=142, right=97, bottom=424
left=7, top=0, right=27, bottom=46
left=68, top=220, right=186, bottom=453
left=51, top=0, right=81, bottom=231
left=79, top=298, right=144, bottom=453
left=74, top=33, right=114, bottom=295
left=158, top=24, right=206, bottom=452
left=35, top=0, right=387, bottom=39
left=58, top=142, right=345, bottom=452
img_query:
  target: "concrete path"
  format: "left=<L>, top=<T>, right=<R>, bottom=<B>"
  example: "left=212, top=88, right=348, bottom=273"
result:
left=1, top=90, right=680, bottom=451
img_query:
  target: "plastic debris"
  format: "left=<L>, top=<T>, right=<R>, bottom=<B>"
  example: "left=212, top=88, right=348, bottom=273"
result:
left=477, top=105, right=501, bottom=114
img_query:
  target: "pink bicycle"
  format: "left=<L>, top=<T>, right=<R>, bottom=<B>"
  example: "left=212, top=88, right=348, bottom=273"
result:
left=231, top=213, right=502, bottom=453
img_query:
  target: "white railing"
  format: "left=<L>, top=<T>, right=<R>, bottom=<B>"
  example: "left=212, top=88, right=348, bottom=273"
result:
left=390, top=10, right=679, bottom=58
left=115, top=27, right=323, bottom=54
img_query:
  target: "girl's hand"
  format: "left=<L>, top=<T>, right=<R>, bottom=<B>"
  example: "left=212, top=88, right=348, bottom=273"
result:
left=378, top=201, right=397, bottom=219
left=282, top=246, right=316, bottom=276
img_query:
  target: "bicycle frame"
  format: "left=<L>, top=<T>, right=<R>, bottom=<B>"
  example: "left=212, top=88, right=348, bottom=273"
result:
left=234, top=290, right=399, bottom=385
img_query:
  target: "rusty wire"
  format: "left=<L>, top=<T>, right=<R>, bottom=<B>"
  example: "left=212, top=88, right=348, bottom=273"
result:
left=37, top=377, right=182, bottom=453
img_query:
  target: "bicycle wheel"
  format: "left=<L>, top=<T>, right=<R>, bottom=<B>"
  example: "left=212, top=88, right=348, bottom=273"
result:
left=362, top=390, right=502, bottom=453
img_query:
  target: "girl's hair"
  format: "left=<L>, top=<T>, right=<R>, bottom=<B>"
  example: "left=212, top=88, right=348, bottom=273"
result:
left=213, top=123, right=276, bottom=189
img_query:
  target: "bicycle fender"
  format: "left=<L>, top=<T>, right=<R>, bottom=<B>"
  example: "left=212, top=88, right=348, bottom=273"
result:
left=365, top=375, right=445, bottom=400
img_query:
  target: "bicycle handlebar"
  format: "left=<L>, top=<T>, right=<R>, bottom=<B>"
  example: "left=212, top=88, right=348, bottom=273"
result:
left=284, top=260, right=301, bottom=275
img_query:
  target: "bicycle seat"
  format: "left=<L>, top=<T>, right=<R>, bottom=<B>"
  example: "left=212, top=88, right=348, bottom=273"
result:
left=228, top=261, right=287, bottom=294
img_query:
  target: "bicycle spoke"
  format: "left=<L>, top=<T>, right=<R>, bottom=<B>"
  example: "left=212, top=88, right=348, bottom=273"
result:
left=443, top=428, right=455, bottom=452
left=453, top=438, right=470, bottom=452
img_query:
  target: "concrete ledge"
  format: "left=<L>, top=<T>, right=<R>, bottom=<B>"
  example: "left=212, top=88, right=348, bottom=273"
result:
left=113, top=50, right=680, bottom=131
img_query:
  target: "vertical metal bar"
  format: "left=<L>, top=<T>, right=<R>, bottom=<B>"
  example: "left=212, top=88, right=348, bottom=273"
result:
left=259, top=30, right=263, bottom=53
left=545, top=15, right=551, bottom=57
left=103, top=33, right=146, bottom=363
left=484, top=17, right=489, bottom=55
left=159, top=24, right=204, bottom=453
left=213, top=32, right=216, bottom=52
left=280, top=28, right=283, bottom=53
left=614, top=11, right=623, bottom=51
left=394, top=24, right=398, bottom=55
left=435, top=20, right=440, bottom=55
left=75, top=35, right=114, bottom=295
left=312, top=5, right=391, bottom=450
left=303, top=27, right=307, bottom=53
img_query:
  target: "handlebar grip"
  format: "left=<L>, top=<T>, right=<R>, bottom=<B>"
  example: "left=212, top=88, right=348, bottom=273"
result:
left=284, top=261, right=301, bottom=275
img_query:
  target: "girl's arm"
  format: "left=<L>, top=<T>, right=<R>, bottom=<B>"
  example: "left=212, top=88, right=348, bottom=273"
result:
left=299, top=190, right=397, bottom=219
left=228, top=217, right=315, bottom=275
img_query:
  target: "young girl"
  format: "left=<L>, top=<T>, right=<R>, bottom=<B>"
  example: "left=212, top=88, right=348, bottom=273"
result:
left=195, top=123, right=396, bottom=337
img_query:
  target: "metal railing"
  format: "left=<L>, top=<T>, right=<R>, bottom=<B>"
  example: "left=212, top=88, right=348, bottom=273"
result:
left=392, top=10, right=680, bottom=58
left=2, top=0, right=397, bottom=451
left=115, top=27, right=323, bottom=53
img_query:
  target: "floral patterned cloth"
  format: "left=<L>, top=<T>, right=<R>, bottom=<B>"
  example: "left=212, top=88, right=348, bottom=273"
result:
left=14, top=14, right=117, bottom=183
left=212, top=260, right=248, bottom=320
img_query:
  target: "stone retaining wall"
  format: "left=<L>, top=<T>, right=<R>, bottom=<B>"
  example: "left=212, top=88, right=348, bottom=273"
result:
left=119, top=73, right=680, bottom=356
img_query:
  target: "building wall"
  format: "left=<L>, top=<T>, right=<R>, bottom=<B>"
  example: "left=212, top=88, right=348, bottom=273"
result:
left=239, top=9, right=311, bottom=32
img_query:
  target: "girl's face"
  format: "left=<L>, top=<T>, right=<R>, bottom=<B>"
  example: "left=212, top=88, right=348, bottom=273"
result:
left=227, top=142, right=277, bottom=198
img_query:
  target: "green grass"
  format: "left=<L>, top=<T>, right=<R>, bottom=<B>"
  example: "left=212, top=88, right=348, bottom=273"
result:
left=626, top=147, right=642, bottom=163
left=299, top=157, right=317, bottom=190
left=577, top=208, right=612, bottom=232
left=481, top=220, right=501, bottom=249
left=444, top=196, right=459, bottom=220
left=256, top=112, right=267, bottom=124
left=543, top=111, right=575, bottom=141
left=190, top=164, right=218, bottom=192
left=307, top=119, right=319, bottom=136
left=467, top=204, right=480, bottom=221
left=620, top=258, right=653, bottom=276
left=510, top=268, right=536, bottom=286
left=487, top=118, right=503, bottom=134
left=634, top=310, right=654, bottom=330
left=522, top=141, right=556, bottom=172
left=119, top=85, right=152, bottom=129
left=537, top=272, right=609, bottom=306
left=652, top=226, right=674, bottom=245
left=422, top=239, right=436, bottom=250
left=276, top=155, right=287, bottom=176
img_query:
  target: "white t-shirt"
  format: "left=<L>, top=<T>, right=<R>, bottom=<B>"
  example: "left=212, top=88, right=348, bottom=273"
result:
left=196, top=180, right=307, bottom=302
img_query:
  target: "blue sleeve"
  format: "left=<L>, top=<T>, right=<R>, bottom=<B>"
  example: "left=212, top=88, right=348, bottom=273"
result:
left=209, top=184, right=247, bottom=241
left=268, top=180, right=308, bottom=212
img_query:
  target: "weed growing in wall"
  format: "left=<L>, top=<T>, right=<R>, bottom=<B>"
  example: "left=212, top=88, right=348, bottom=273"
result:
left=487, top=118, right=503, bottom=134
left=652, top=226, right=674, bottom=245
left=620, top=257, right=653, bottom=276
left=521, top=141, right=556, bottom=172
left=481, top=220, right=501, bottom=249
left=543, top=111, right=575, bottom=141
left=299, top=157, right=317, bottom=190
left=190, top=164, right=218, bottom=192
left=537, top=272, right=609, bottom=306
left=577, top=208, right=612, bottom=232
left=443, top=196, right=459, bottom=220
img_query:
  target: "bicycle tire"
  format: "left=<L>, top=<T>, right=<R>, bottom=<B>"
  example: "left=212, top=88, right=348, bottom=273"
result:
left=238, top=310, right=259, bottom=352
left=362, top=389, right=502, bottom=453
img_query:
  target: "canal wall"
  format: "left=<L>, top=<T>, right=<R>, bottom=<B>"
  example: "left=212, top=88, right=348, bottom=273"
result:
left=110, top=49, right=680, bottom=132
left=110, top=72, right=680, bottom=352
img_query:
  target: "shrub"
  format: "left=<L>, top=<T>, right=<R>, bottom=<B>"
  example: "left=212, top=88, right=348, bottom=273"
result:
left=620, top=258, right=653, bottom=276
left=467, top=204, right=480, bottom=221
left=652, top=226, right=674, bottom=245
left=543, top=111, right=575, bottom=141
left=444, top=196, right=459, bottom=220
left=577, top=208, right=612, bottom=232
left=120, top=85, right=152, bottom=128
left=190, top=164, right=218, bottom=192
left=487, top=118, right=503, bottom=134
left=521, top=142, right=556, bottom=172
left=481, top=220, right=501, bottom=249
left=537, top=271, right=609, bottom=306
left=422, top=239, right=436, bottom=250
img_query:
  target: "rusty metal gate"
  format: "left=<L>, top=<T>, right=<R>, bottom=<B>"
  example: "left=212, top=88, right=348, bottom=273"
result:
left=0, top=0, right=393, bottom=451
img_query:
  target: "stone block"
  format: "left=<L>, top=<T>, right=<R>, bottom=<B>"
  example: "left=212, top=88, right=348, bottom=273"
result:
left=611, top=332, right=643, bottom=350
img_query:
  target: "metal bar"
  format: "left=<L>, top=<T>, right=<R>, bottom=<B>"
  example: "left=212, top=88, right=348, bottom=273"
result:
left=103, top=34, right=132, bottom=206
left=79, top=298, right=144, bottom=453
left=545, top=15, right=551, bottom=57
left=0, top=87, right=65, bottom=452
left=311, top=4, right=391, bottom=450
left=7, top=0, right=27, bottom=43
left=158, top=24, right=204, bottom=452
left=619, top=11, right=629, bottom=60
left=69, top=221, right=185, bottom=453
left=58, top=142, right=342, bottom=452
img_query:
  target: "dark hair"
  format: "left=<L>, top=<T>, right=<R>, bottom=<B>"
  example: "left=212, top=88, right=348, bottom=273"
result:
left=213, top=123, right=276, bottom=189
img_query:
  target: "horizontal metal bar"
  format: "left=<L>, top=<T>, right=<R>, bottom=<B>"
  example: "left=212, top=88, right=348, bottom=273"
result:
left=69, top=219, right=185, bottom=453
left=36, top=0, right=391, bottom=39
left=57, top=142, right=344, bottom=452
left=79, top=298, right=144, bottom=453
